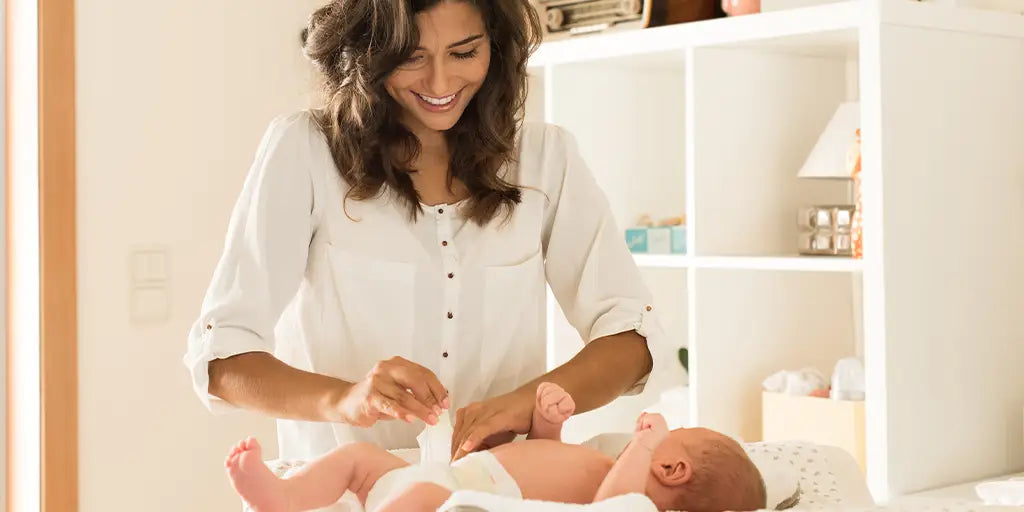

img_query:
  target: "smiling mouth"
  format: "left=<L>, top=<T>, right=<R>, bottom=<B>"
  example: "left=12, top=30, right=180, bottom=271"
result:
left=416, top=91, right=457, bottom=105
left=413, top=89, right=462, bottom=112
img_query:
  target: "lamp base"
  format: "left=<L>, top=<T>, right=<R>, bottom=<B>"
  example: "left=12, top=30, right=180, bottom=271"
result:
left=798, top=204, right=856, bottom=256
left=798, top=230, right=854, bottom=256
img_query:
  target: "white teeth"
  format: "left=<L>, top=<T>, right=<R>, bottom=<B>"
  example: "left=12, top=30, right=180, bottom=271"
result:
left=416, top=92, right=456, bottom=106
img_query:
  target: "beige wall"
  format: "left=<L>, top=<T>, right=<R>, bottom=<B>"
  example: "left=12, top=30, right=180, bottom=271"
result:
left=77, top=1, right=322, bottom=510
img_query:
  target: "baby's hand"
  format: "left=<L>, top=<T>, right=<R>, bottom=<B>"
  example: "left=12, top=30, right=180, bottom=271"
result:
left=633, top=412, right=669, bottom=452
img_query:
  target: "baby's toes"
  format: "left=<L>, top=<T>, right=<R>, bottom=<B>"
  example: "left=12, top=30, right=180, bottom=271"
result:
left=542, top=403, right=564, bottom=422
left=557, top=396, right=576, bottom=416
left=244, top=438, right=263, bottom=459
left=535, top=383, right=552, bottom=403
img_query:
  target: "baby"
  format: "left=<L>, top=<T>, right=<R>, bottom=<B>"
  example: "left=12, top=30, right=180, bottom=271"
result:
left=226, top=383, right=767, bottom=512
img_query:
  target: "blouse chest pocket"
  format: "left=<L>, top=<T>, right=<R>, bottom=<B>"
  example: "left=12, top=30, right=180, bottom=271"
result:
left=481, top=249, right=546, bottom=381
left=327, top=247, right=416, bottom=367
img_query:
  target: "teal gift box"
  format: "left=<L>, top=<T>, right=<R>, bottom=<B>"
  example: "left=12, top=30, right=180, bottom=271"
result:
left=670, top=225, right=687, bottom=254
left=626, top=226, right=687, bottom=254
left=626, top=228, right=649, bottom=253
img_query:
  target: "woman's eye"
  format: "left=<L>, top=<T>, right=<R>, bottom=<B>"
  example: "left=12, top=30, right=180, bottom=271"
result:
left=405, top=55, right=424, bottom=64
left=452, top=49, right=478, bottom=60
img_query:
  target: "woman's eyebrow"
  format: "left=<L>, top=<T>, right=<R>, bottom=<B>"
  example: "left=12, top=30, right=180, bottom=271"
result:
left=417, top=34, right=485, bottom=51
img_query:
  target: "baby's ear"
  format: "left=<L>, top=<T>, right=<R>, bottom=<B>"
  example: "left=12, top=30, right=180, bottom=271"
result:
left=651, top=459, right=692, bottom=486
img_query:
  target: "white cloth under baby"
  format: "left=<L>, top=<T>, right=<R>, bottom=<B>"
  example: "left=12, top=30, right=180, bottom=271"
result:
left=363, top=451, right=522, bottom=512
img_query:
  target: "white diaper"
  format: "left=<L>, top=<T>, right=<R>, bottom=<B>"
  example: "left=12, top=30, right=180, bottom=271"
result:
left=364, top=451, right=522, bottom=512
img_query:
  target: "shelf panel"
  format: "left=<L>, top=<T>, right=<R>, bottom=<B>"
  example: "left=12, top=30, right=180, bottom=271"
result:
left=633, top=254, right=691, bottom=268
left=880, top=0, right=1024, bottom=40
left=697, top=255, right=863, bottom=272
left=529, top=1, right=862, bottom=67
left=528, top=0, right=1024, bottom=67
left=633, top=253, right=863, bottom=272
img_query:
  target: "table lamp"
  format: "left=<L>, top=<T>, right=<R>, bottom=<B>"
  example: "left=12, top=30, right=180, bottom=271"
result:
left=796, top=101, right=860, bottom=256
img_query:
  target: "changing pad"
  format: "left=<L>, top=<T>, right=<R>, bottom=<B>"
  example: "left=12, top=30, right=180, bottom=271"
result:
left=247, top=439, right=876, bottom=512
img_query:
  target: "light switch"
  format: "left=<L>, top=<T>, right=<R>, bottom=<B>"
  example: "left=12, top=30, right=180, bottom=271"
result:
left=146, top=251, right=167, bottom=281
left=131, top=248, right=168, bottom=284
left=132, top=252, right=149, bottom=283
left=131, top=285, right=169, bottom=324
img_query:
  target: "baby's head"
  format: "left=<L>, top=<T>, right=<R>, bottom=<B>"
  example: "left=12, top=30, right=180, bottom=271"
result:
left=645, top=427, right=766, bottom=512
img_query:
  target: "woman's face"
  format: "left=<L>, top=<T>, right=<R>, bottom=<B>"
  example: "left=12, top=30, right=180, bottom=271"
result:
left=385, top=0, right=491, bottom=135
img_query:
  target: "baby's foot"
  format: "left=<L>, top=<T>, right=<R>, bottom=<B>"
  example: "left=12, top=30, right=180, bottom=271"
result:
left=535, top=382, right=576, bottom=425
left=226, top=437, right=291, bottom=512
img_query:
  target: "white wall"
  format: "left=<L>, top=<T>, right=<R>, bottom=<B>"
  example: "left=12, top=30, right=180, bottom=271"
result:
left=76, top=1, right=322, bottom=510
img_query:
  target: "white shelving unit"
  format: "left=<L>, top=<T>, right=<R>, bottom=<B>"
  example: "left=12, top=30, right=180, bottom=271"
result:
left=635, top=254, right=865, bottom=272
left=533, top=0, right=1024, bottom=502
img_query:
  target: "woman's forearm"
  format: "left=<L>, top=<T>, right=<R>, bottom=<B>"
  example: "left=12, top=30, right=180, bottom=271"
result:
left=208, top=352, right=352, bottom=423
left=520, top=330, right=653, bottom=414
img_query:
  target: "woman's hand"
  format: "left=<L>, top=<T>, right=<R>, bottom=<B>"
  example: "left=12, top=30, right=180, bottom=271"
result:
left=336, top=357, right=450, bottom=428
left=451, top=389, right=534, bottom=461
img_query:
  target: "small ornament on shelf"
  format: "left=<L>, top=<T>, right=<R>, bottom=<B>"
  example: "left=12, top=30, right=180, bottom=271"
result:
left=722, top=0, right=760, bottom=16
left=849, top=129, right=863, bottom=259
left=625, top=213, right=687, bottom=254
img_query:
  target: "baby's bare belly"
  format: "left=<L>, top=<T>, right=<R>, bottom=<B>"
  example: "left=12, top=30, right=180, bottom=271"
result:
left=488, top=439, right=615, bottom=503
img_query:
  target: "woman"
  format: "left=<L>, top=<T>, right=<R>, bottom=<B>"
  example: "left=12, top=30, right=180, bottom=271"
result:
left=183, top=0, right=661, bottom=464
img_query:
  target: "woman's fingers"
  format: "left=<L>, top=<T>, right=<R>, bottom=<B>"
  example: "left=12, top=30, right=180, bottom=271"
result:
left=370, top=392, right=416, bottom=423
left=357, top=357, right=449, bottom=427
left=423, top=375, right=450, bottom=411
left=451, top=405, right=474, bottom=460
left=393, top=389, right=439, bottom=425
left=377, top=378, right=438, bottom=425
left=405, top=382, right=443, bottom=417
left=452, top=392, right=532, bottom=460
left=387, top=357, right=450, bottom=413
left=454, top=412, right=507, bottom=460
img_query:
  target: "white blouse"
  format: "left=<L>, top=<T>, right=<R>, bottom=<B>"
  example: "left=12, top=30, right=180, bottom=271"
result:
left=183, top=111, right=662, bottom=461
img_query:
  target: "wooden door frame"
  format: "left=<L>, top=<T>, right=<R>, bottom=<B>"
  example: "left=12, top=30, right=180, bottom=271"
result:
left=39, top=0, right=77, bottom=509
left=6, top=0, right=77, bottom=510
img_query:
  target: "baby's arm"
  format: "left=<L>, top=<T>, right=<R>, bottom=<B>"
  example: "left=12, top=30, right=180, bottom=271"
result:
left=593, top=413, right=668, bottom=502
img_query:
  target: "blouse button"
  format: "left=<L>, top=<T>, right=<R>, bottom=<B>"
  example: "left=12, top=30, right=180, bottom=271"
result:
left=447, top=272, right=454, bottom=279
left=438, top=208, right=444, bottom=214
left=442, top=240, right=448, bottom=247
left=442, top=351, right=449, bottom=358
left=645, top=305, right=653, bottom=312
left=447, top=311, right=454, bottom=319
left=205, top=323, right=213, bottom=330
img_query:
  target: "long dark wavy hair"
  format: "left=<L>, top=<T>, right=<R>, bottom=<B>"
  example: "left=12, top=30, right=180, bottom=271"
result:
left=301, top=0, right=542, bottom=224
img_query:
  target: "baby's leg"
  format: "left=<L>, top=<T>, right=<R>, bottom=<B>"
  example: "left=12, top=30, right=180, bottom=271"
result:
left=527, top=382, right=576, bottom=441
left=225, top=438, right=407, bottom=512
left=376, top=482, right=454, bottom=512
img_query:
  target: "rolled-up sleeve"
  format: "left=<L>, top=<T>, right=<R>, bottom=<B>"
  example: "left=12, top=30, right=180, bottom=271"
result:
left=541, top=126, right=665, bottom=395
left=183, top=113, right=316, bottom=414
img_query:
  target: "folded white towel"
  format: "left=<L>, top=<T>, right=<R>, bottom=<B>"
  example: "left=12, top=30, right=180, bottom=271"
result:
left=438, top=490, right=659, bottom=512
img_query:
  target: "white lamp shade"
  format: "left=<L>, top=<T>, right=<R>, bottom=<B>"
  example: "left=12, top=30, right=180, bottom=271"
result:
left=797, top=101, right=860, bottom=179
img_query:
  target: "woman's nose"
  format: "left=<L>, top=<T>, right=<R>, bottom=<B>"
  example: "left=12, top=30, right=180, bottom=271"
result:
left=425, top=58, right=450, bottom=94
